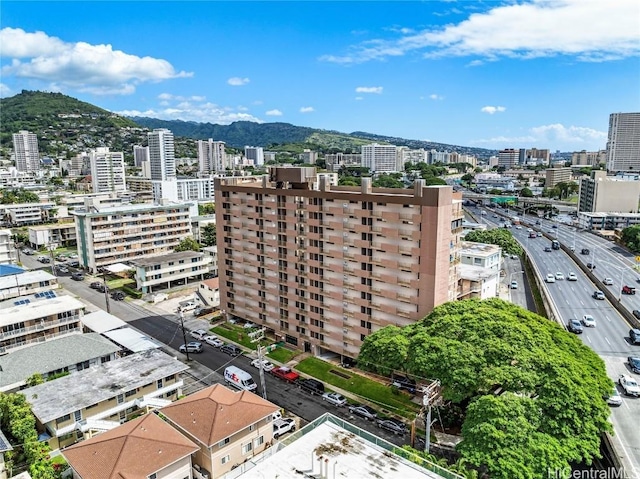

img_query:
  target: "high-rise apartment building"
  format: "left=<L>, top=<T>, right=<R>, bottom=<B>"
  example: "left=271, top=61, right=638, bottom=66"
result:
left=606, top=113, right=640, bottom=172
left=12, top=130, right=40, bottom=172
left=361, top=144, right=398, bottom=172
left=198, top=139, right=227, bottom=173
left=545, top=167, right=572, bottom=188
left=73, top=198, right=193, bottom=273
left=498, top=149, right=519, bottom=169
left=90, top=147, right=126, bottom=193
left=578, top=170, right=640, bottom=213
left=148, top=129, right=176, bottom=181
left=133, top=145, right=150, bottom=168
left=245, top=146, right=264, bottom=167
left=215, top=167, right=462, bottom=359
left=571, top=150, right=606, bottom=167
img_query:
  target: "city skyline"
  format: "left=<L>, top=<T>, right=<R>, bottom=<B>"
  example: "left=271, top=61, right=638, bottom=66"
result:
left=1, top=1, right=639, bottom=152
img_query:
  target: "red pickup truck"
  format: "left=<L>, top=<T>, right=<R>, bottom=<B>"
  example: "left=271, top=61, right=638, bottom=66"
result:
left=270, top=366, right=300, bottom=383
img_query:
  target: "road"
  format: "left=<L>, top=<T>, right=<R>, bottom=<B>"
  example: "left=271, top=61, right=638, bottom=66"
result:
left=19, top=252, right=417, bottom=449
left=475, top=207, right=640, bottom=474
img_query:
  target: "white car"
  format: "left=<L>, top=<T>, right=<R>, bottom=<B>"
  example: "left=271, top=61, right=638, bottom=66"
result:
left=204, top=335, right=224, bottom=347
left=618, top=374, right=640, bottom=397
left=243, top=322, right=258, bottom=329
left=603, top=278, right=614, bottom=286
left=567, top=272, right=578, bottom=281
left=251, top=359, right=275, bottom=371
left=545, top=274, right=556, bottom=283
left=581, top=315, right=596, bottom=327
left=606, top=387, right=623, bottom=407
left=190, top=329, right=209, bottom=340
left=555, top=272, right=565, bottom=280
left=322, top=392, right=347, bottom=407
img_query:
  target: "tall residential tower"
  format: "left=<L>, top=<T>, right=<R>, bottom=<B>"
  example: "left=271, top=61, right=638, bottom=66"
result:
left=12, top=130, right=40, bottom=172
left=606, top=113, right=640, bottom=172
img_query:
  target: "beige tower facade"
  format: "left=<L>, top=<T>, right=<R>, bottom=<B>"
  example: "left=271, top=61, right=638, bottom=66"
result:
left=215, top=167, right=461, bottom=360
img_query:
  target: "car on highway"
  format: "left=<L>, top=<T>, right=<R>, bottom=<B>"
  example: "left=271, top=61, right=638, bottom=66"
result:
left=250, top=358, right=275, bottom=371
left=552, top=224, right=558, bottom=229
left=555, top=272, right=565, bottom=280
left=592, top=290, right=605, bottom=300
left=537, top=232, right=542, bottom=237
left=322, top=392, right=347, bottom=407
left=581, top=315, right=596, bottom=328
left=179, top=342, right=203, bottom=353
left=376, top=418, right=408, bottom=436
left=348, top=404, right=378, bottom=421
left=190, top=329, right=209, bottom=340
left=204, top=335, right=224, bottom=347
left=545, top=274, right=556, bottom=283
left=581, top=248, right=590, bottom=255
left=629, top=328, right=640, bottom=344
left=605, top=387, right=623, bottom=407
left=587, top=263, right=596, bottom=270
left=622, top=285, right=636, bottom=295
left=603, top=278, right=614, bottom=286
left=628, top=356, right=640, bottom=374
left=567, top=272, right=578, bottom=281
left=544, top=246, right=552, bottom=252
left=618, top=374, right=640, bottom=396
left=220, top=344, right=242, bottom=356
left=270, top=366, right=300, bottom=383
left=510, top=280, right=518, bottom=289
left=567, top=319, right=583, bottom=334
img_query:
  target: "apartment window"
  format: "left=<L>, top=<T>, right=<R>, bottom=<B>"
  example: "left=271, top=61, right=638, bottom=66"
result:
left=361, top=306, right=372, bottom=316
left=157, top=379, right=163, bottom=389
left=361, top=292, right=372, bottom=301
left=361, top=320, right=372, bottom=330
left=149, top=474, right=157, bottom=479
left=280, top=321, right=289, bottom=330
left=361, top=277, right=372, bottom=286
left=76, top=360, right=90, bottom=371
left=125, top=389, right=137, bottom=398
left=218, top=437, right=230, bottom=448
left=311, top=331, right=325, bottom=341
left=221, top=455, right=230, bottom=465
left=249, top=424, right=256, bottom=432
left=296, top=326, right=306, bottom=334
left=474, top=258, right=482, bottom=265
left=242, top=442, right=253, bottom=455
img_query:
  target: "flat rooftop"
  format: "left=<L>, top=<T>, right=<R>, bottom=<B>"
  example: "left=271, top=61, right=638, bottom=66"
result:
left=22, top=349, right=188, bottom=424
left=131, top=250, right=203, bottom=267
left=460, top=241, right=501, bottom=256
left=0, top=269, right=56, bottom=290
left=0, top=291, right=85, bottom=326
left=240, top=414, right=457, bottom=479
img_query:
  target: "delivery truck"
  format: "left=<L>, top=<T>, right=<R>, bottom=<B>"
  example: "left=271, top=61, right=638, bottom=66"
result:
left=224, top=366, right=257, bottom=392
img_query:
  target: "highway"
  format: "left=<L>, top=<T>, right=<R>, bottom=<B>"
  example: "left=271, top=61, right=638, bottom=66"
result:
left=474, top=206, right=640, bottom=474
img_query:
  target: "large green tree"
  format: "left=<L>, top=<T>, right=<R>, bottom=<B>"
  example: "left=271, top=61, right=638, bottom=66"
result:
left=620, top=225, right=640, bottom=253
left=373, top=173, right=405, bottom=188
left=358, top=299, right=613, bottom=479
left=200, top=224, right=217, bottom=247
left=174, top=237, right=201, bottom=252
left=464, top=228, right=523, bottom=256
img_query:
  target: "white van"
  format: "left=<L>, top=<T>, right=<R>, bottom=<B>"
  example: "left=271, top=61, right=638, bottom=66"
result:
left=224, top=366, right=257, bottom=392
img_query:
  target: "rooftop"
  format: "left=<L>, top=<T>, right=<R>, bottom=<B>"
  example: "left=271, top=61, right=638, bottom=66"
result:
left=459, top=264, right=500, bottom=282
left=0, top=291, right=85, bottom=326
left=161, top=384, right=279, bottom=447
left=0, top=269, right=55, bottom=289
left=0, top=333, right=121, bottom=392
left=460, top=241, right=502, bottom=257
left=81, top=310, right=127, bottom=333
left=27, top=222, right=76, bottom=231
left=22, top=349, right=188, bottom=423
left=72, top=201, right=192, bottom=217
left=240, top=414, right=459, bottom=479
left=62, top=412, right=198, bottom=479
left=202, top=277, right=219, bottom=289
left=131, top=250, right=204, bottom=267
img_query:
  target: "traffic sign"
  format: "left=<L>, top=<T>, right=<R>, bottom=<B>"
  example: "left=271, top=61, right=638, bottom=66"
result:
left=636, top=256, right=640, bottom=262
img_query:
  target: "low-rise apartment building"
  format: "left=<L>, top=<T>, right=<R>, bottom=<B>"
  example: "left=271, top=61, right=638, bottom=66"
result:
left=459, top=241, right=502, bottom=270
left=0, top=202, right=56, bottom=227
left=160, top=384, right=281, bottom=479
left=457, top=241, right=502, bottom=299
left=0, top=333, right=120, bottom=393
left=73, top=198, right=194, bottom=274
left=132, top=251, right=212, bottom=293
left=545, top=167, right=573, bottom=188
left=199, top=278, right=220, bottom=307
left=202, top=246, right=219, bottom=277
left=578, top=212, right=640, bottom=231
left=0, top=290, right=84, bottom=354
left=0, top=229, right=17, bottom=264
left=63, top=412, right=199, bottom=479
left=0, top=268, right=58, bottom=302
left=22, top=349, right=188, bottom=451
left=27, top=222, right=77, bottom=249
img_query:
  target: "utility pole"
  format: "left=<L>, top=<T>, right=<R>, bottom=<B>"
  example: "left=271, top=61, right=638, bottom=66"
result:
left=179, top=311, right=190, bottom=361
left=49, top=243, right=57, bottom=277
left=102, top=268, right=111, bottom=314
left=249, top=328, right=268, bottom=399
left=421, top=380, right=441, bottom=454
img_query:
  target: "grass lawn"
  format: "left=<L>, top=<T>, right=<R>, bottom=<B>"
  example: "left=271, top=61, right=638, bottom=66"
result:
left=106, top=277, right=135, bottom=289
left=296, top=357, right=419, bottom=417
left=211, top=324, right=258, bottom=350
left=267, top=347, right=299, bottom=364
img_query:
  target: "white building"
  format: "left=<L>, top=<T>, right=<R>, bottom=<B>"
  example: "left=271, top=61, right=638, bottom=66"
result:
left=245, top=146, right=264, bottom=166
left=199, top=278, right=220, bottom=307
left=578, top=170, right=640, bottom=213
left=606, top=112, right=640, bottom=172
left=198, top=139, right=227, bottom=173
left=362, top=143, right=398, bottom=172
left=0, top=202, right=57, bottom=227
left=148, top=129, right=176, bottom=181
left=201, top=246, right=219, bottom=278
left=457, top=241, right=502, bottom=300
left=89, top=147, right=126, bottom=193
left=132, top=251, right=211, bottom=293
left=151, top=177, right=215, bottom=202
left=0, top=229, right=17, bottom=265
left=133, top=145, right=149, bottom=168
left=12, top=130, right=40, bottom=172
left=498, top=149, right=519, bottom=169
left=28, top=223, right=77, bottom=249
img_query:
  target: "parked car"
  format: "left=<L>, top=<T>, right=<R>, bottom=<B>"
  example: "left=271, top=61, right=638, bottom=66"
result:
left=179, top=342, right=203, bottom=353
left=37, top=256, right=50, bottom=263
left=622, top=285, right=636, bottom=295
left=605, top=387, right=623, bottom=407
left=627, top=356, right=640, bottom=374
left=567, top=319, right=583, bottom=334
left=67, top=260, right=80, bottom=268
left=376, top=418, right=407, bottom=436
left=243, top=321, right=258, bottom=329
left=111, top=290, right=125, bottom=301
left=322, top=392, right=347, bottom=407
left=340, top=357, right=357, bottom=369
left=251, top=359, right=275, bottom=371
left=298, top=378, right=325, bottom=396
left=545, top=274, right=556, bottom=283
left=204, top=335, right=224, bottom=347
left=618, top=374, right=640, bottom=396
left=273, top=418, right=296, bottom=438
left=391, top=374, right=417, bottom=394
left=220, top=344, right=242, bottom=356
left=603, top=278, right=614, bottom=285
left=567, top=272, right=578, bottom=281
left=178, top=301, right=198, bottom=313
left=555, top=272, right=565, bottom=280
left=71, top=272, right=84, bottom=281
left=348, top=404, right=378, bottom=421
left=194, top=306, right=215, bottom=317
left=89, top=281, right=102, bottom=289
left=592, top=290, right=605, bottom=300
left=270, top=366, right=300, bottom=383
left=190, top=329, right=209, bottom=341
left=57, top=265, right=69, bottom=274
left=581, top=315, right=596, bottom=328
left=22, top=248, right=34, bottom=255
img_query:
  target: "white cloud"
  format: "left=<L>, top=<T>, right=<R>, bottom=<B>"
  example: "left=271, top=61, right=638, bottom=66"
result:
left=429, top=94, right=444, bottom=100
left=321, top=0, right=640, bottom=63
left=227, top=77, right=250, bottom=86
left=299, top=106, right=315, bottom=113
left=481, top=106, right=506, bottom=114
left=266, top=109, right=283, bottom=116
left=472, top=123, right=607, bottom=150
left=0, top=83, right=12, bottom=98
left=0, top=28, right=192, bottom=95
left=355, top=86, right=383, bottom=94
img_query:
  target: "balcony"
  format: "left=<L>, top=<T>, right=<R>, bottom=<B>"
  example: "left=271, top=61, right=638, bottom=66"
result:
left=0, top=315, right=81, bottom=340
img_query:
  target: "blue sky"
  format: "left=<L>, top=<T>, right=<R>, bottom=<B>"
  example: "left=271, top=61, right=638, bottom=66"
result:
left=1, top=1, right=639, bottom=152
